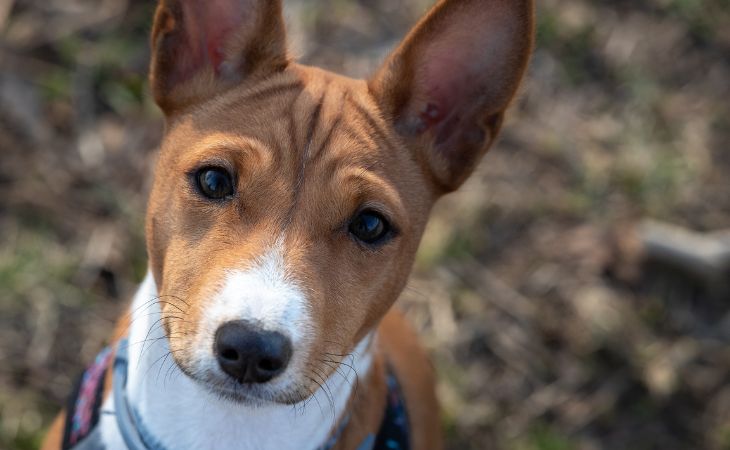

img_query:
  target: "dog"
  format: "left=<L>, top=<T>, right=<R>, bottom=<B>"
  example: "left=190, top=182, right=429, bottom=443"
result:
left=42, top=0, right=533, bottom=448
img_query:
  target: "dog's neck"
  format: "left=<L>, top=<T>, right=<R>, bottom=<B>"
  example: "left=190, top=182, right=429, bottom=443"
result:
left=101, top=271, right=373, bottom=450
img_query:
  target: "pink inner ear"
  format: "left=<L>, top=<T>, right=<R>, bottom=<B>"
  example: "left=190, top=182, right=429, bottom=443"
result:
left=414, top=4, right=518, bottom=134
left=179, top=0, right=250, bottom=79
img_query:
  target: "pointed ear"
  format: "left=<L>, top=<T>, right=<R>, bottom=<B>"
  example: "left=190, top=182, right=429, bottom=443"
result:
left=150, top=0, right=288, bottom=114
left=369, top=0, right=534, bottom=192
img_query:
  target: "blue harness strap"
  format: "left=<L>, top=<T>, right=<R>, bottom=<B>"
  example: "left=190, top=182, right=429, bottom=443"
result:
left=112, top=339, right=166, bottom=450
left=63, top=342, right=411, bottom=450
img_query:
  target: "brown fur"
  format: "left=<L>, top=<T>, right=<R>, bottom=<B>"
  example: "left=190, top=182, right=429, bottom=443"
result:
left=43, top=0, right=533, bottom=448
left=41, top=412, right=66, bottom=450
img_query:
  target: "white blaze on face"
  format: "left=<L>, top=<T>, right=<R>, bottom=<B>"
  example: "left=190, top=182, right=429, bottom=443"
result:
left=197, top=239, right=313, bottom=375
left=106, top=269, right=375, bottom=450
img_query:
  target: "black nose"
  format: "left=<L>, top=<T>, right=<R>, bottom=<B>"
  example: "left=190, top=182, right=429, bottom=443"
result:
left=214, top=321, right=293, bottom=384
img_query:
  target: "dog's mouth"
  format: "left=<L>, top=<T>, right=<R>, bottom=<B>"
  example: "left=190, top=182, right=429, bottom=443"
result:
left=210, top=372, right=307, bottom=403
left=195, top=376, right=312, bottom=405
left=172, top=356, right=315, bottom=406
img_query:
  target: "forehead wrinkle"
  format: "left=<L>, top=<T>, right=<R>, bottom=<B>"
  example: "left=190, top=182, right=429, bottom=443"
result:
left=281, top=84, right=327, bottom=228
left=296, top=91, right=325, bottom=189
left=211, top=70, right=305, bottom=112
left=344, top=94, right=401, bottom=155
left=339, top=123, right=380, bottom=156
left=305, top=87, right=346, bottom=166
left=227, top=79, right=304, bottom=109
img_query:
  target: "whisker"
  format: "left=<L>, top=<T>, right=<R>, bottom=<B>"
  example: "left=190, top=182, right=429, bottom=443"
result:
left=143, top=348, right=185, bottom=380
left=120, top=294, right=190, bottom=329
left=322, top=339, right=350, bottom=348
left=321, top=357, right=356, bottom=375
left=116, top=331, right=185, bottom=353
left=303, top=375, right=329, bottom=421
left=320, top=358, right=360, bottom=398
left=320, top=359, right=356, bottom=389
left=164, top=357, right=181, bottom=385
left=322, top=351, right=355, bottom=358
left=323, top=351, right=356, bottom=368
left=122, top=295, right=188, bottom=323
left=156, top=351, right=173, bottom=383
left=139, top=315, right=187, bottom=359
left=156, top=294, right=191, bottom=309
left=307, top=365, right=336, bottom=419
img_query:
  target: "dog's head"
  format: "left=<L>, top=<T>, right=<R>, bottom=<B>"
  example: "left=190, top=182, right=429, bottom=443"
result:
left=145, top=0, right=533, bottom=404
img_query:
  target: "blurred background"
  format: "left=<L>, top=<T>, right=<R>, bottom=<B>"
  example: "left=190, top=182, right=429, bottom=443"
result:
left=1, top=0, right=729, bottom=449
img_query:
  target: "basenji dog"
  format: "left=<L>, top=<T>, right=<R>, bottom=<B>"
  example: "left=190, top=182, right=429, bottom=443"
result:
left=42, top=0, right=533, bottom=448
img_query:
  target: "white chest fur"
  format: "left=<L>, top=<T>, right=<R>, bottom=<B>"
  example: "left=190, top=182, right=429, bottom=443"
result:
left=99, top=271, right=373, bottom=450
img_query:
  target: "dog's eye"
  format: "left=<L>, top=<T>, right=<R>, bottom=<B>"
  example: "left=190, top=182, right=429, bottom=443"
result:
left=349, top=210, right=390, bottom=245
left=196, top=167, right=234, bottom=199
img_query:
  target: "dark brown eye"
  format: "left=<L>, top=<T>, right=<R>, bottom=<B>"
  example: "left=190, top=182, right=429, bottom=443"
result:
left=349, top=210, right=390, bottom=245
left=196, top=167, right=234, bottom=199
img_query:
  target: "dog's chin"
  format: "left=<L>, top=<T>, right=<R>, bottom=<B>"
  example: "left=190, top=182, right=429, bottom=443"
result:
left=179, top=365, right=310, bottom=406
left=205, top=381, right=311, bottom=406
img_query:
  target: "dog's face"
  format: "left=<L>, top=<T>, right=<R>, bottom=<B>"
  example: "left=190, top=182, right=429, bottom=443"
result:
left=147, top=70, right=434, bottom=402
left=145, top=0, right=533, bottom=404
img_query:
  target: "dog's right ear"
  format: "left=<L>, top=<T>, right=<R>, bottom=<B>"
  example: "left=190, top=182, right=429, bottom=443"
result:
left=150, top=0, right=288, bottom=115
left=370, top=0, right=533, bottom=193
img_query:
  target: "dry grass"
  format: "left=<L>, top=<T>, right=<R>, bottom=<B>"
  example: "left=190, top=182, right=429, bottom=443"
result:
left=1, top=0, right=729, bottom=449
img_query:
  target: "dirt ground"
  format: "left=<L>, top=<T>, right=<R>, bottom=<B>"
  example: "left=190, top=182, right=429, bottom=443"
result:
left=1, top=0, right=729, bottom=449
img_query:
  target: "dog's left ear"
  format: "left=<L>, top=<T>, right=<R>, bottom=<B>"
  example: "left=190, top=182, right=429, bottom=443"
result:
left=370, top=0, right=534, bottom=192
left=150, top=0, right=288, bottom=115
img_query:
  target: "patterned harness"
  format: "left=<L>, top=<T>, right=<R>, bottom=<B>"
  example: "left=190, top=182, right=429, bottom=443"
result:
left=62, top=342, right=410, bottom=450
